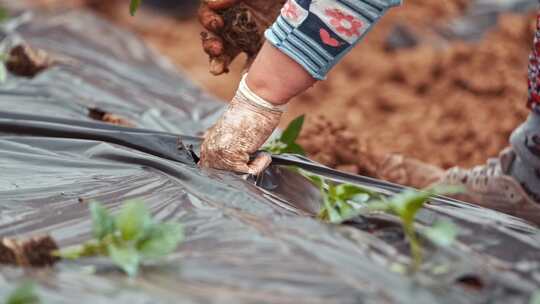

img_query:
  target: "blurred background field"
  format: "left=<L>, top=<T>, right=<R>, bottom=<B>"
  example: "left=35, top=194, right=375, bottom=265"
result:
left=6, top=0, right=537, bottom=178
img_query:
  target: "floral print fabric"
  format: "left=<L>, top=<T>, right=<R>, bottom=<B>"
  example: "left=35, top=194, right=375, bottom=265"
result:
left=265, top=0, right=401, bottom=79
left=529, top=11, right=540, bottom=112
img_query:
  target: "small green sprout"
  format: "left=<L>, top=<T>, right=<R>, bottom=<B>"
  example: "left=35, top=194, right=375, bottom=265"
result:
left=129, top=0, right=142, bottom=16
left=264, top=115, right=306, bottom=156
left=423, top=219, right=458, bottom=247
left=303, top=170, right=462, bottom=270
left=54, top=201, right=184, bottom=277
left=368, top=187, right=462, bottom=270
left=299, top=171, right=383, bottom=223
left=5, top=282, right=40, bottom=304
left=351, top=186, right=461, bottom=270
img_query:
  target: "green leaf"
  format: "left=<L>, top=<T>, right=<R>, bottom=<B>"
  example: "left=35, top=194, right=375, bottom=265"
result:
left=323, top=195, right=342, bottom=223
left=340, top=199, right=391, bottom=222
left=129, top=0, right=142, bottom=16
left=115, top=200, right=152, bottom=241
left=282, top=142, right=306, bottom=156
left=108, top=244, right=141, bottom=277
left=311, top=178, right=377, bottom=223
left=90, top=202, right=115, bottom=241
left=262, top=114, right=306, bottom=155
left=424, top=220, right=458, bottom=247
left=335, top=198, right=353, bottom=216
left=138, top=223, right=184, bottom=259
left=428, top=185, right=465, bottom=197
left=328, top=183, right=337, bottom=198
left=389, top=190, right=431, bottom=223
left=335, top=184, right=373, bottom=201
left=262, top=140, right=287, bottom=154
left=6, top=282, right=40, bottom=304
left=302, top=172, right=325, bottom=189
left=390, top=186, right=464, bottom=225
left=350, top=193, right=371, bottom=204
left=280, top=115, right=305, bottom=145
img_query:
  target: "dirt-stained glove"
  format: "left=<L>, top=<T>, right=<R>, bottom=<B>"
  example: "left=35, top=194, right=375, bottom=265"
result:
left=199, top=0, right=285, bottom=75
left=199, top=74, right=283, bottom=174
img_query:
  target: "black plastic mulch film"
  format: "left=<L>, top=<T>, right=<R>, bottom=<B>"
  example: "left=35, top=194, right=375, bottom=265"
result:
left=0, top=7, right=538, bottom=304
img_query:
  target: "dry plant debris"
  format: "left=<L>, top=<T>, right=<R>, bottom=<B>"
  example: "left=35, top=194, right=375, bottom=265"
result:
left=0, top=236, right=59, bottom=267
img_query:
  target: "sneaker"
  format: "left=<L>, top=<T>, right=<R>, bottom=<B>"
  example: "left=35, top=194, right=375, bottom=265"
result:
left=440, top=147, right=540, bottom=225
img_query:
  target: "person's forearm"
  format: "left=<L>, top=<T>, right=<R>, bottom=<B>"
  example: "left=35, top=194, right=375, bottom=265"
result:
left=200, top=0, right=403, bottom=174
left=247, top=0, right=403, bottom=106
left=246, top=42, right=317, bottom=106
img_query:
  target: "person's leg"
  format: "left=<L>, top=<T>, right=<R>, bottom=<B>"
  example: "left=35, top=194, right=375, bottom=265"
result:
left=440, top=10, right=540, bottom=224
left=507, top=11, right=540, bottom=201
left=527, top=13, right=540, bottom=111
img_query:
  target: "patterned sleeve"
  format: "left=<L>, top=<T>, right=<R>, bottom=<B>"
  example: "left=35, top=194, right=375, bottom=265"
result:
left=265, top=0, right=402, bottom=80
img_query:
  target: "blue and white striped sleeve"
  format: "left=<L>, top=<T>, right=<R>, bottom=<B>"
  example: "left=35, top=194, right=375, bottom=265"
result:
left=264, top=0, right=402, bottom=80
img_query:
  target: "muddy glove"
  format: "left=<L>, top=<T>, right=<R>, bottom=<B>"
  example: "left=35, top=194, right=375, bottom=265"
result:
left=199, top=0, right=285, bottom=75
left=199, top=74, right=283, bottom=174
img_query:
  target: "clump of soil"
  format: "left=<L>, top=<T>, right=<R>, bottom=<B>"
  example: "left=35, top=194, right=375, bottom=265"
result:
left=199, top=1, right=285, bottom=75
left=0, top=236, right=59, bottom=267
left=298, top=115, right=367, bottom=173
left=88, top=107, right=135, bottom=127
left=76, top=0, right=248, bottom=99
left=6, top=44, right=54, bottom=77
left=299, top=115, right=444, bottom=188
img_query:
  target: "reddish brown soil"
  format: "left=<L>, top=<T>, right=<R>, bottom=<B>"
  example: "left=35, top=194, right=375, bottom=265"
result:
left=13, top=0, right=535, bottom=186
left=291, top=12, right=533, bottom=173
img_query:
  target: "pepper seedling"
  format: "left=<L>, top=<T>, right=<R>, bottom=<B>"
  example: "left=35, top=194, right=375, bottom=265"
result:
left=5, top=282, right=40, bottom=304
left=264, top=115, right=306, bottom=156
left=129, top=0, right=142, bottom=16
left=54, top=201, right=184, bottom=277
left=356, top=186, right=462, bottom=269
left=302, top=169, right=462, bottom=270
left=299, top=171, right=384, bottom=222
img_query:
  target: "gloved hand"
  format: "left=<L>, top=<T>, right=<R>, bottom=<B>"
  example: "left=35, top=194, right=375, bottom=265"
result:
left=199, top=74, right=283, bottom=174
left=198, top=0, right=285, bottom=75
